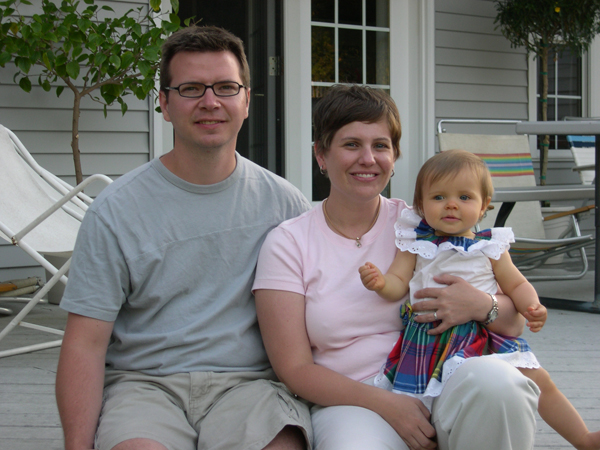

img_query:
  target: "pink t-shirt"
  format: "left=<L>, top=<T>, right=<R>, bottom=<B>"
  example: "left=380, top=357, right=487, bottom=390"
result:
left=253, top=197, right=407, bottom=381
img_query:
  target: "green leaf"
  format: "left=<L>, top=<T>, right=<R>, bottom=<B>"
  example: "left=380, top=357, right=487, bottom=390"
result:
left=94, top=53, right=108, bottom=65
left=109, top=54, right=121, bottom=69
left=171, top=0, right=179, bottom=14
left=19, top=76, right=32, bottom=92
left=120, top=99, right=128, bottom=115
left=169, top=13, right=180, bottom=26
left=149, top=0, right=161, bottom=12
left=56, top=85, right=64, bottom=97
left=143, top=45, right=160, bottom=62
left=0, top=52, right=11, bottom=67
left=41, top=79, right=52, bottom=92
left=15, top=57, right=32, bottom=74
left=138, top=60, right=151, bottom=77
left=42, top=52, right=52, bottom=69
left=66, top=61, right=80, bottom=79
left=121, top=51, right=134, bottom=69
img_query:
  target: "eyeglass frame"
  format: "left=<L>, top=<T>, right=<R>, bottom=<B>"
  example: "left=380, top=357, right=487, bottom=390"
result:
left=163, top=81, right=247, bottom=99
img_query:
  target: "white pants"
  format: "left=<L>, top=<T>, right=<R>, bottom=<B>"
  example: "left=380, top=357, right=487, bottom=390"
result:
left=311, top=358, right=540, bottom=450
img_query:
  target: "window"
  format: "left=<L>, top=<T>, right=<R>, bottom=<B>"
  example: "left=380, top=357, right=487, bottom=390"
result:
left=311, top=0, right=390, bottom=201
left=537, top=49, right=582, bottom=149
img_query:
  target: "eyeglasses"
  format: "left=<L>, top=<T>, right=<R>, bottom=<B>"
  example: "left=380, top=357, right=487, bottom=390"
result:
left=164, top=82, right=246, bottom=99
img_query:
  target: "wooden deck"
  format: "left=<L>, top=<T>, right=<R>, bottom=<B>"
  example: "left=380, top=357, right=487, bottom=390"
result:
left=0, top=283, right=599, bottom=449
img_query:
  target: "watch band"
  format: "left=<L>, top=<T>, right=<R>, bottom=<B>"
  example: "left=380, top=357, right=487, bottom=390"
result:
left=483, top=293, right=499, bottom=325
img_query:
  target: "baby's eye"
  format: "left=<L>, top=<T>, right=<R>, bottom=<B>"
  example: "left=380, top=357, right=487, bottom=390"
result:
left=460, top=195, right=470, bottom=201
left=433, top=195, right=444, bottom=200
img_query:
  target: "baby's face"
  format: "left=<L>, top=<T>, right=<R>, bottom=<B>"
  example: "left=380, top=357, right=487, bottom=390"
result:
left=421, top=169, right=490, bottom=238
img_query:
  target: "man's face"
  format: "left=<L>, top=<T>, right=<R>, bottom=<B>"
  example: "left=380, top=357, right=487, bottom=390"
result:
left=159, top=51, right=250, bottom=154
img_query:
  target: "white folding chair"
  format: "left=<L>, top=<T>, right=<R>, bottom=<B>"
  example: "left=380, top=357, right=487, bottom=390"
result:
left=437, top=121, right=593, bottom=281
left=0, top=124, right=112, bottom=357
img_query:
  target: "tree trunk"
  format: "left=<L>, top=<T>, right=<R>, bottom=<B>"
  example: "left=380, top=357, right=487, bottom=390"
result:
left=540, top=45, right=549, bottom=186
left=71, top=93, right=83, bottom=185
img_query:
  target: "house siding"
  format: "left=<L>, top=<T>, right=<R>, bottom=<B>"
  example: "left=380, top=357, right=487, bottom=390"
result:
left=0, top=0, right=152, bottom=282
left=435, top=0, right=529, bottom=130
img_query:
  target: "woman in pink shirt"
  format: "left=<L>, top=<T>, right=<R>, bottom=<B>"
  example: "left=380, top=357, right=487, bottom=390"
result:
left=253, top=85, right=539, bottom=450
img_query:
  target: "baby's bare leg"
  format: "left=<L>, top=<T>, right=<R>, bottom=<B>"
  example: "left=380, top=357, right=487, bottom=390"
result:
left=519, top=367, right=600, bottom=450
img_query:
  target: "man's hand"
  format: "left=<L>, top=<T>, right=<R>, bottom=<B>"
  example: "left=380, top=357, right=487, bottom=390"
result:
left=522, top=303, right=547, bottom=332
left=359, top=262, right=386, bottom=292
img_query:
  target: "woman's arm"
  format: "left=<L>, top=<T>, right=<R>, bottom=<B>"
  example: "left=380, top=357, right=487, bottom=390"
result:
left=411, top=273, right=526, bottom=337
left=255, top=288, right=437, bottom=449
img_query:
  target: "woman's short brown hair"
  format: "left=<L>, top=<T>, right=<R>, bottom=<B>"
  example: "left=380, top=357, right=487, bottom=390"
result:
left=312, top=84, right=401, bottom=160
left=413, top=149, right=493, bottom=218
left=160, top=26, right=250, bottom=92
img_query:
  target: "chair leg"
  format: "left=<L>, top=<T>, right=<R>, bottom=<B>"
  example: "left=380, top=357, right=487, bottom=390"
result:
left=0, top=259, right=70, bottom=358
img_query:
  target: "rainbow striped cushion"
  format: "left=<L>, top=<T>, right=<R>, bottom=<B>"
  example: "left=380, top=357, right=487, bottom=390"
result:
left=475, top=153, right=535, bottom=178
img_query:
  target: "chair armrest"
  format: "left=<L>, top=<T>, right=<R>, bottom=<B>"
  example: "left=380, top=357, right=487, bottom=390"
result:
left=543, top=205, right=595, bottom=221
left=572, top=164, right=595, bottom=172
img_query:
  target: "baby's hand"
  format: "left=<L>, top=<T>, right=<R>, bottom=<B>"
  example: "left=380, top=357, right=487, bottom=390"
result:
left=522, top=303, right=547, bottom=333
left=359, top=262, right=386, bottom=292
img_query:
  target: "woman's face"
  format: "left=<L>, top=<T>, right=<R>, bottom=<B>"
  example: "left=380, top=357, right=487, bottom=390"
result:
left=316, top=119, right=395, bottom=203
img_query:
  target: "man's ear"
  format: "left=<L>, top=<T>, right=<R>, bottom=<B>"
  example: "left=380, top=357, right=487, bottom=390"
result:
left=159, top=90, right=171, bottom=123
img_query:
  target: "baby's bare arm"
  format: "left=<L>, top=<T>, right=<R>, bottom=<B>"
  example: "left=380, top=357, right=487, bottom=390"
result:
left=359, top=251, right=416, bottom=302
left=492, top=250, right=547, bottom=332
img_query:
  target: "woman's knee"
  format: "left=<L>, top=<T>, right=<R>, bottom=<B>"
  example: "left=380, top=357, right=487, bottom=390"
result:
left=311, top=405, right=407, bottom=450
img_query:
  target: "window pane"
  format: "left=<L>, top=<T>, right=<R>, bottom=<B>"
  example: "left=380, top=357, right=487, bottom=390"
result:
left=557, top=55, right=581, bottom=96
left=339, top=0, right=362, bottom=25
left=557, top=97, right=582, bottom=121
left=366, top=31, right=389, bottom=85
left=312, top=0, right=334, bottom=23
left=339, top=28, right=362, bottom=83
left=366, top=0, right=389, bottom=27
left=312, top=27, right=335, bottom=82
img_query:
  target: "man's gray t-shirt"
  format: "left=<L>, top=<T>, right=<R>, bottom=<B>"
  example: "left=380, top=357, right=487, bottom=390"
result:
left=60, top=154, right=310, bottom=375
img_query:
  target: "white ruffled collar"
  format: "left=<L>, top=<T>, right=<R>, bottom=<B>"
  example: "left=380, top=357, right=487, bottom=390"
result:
left=395, top=208, right=514, bottom=260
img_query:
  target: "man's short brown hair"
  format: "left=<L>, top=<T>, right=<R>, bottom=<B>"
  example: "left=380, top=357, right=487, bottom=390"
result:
left=160, top=26, right=250, bottom=92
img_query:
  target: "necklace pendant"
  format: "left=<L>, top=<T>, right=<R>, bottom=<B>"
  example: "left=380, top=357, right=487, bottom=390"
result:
left=355, top=238, right=362, bottom=248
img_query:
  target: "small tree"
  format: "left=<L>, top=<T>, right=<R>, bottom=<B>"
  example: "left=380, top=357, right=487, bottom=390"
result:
left=0, top=0, right=187, bottom=184
left=494, top=0, right=600, bottom=185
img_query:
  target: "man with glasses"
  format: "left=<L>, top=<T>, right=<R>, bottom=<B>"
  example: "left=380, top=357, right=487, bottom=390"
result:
left=56, top=26, right=312, bottom=450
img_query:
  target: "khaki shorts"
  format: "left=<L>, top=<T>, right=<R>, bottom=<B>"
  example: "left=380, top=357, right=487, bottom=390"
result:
left=96, top=368, right=312, bottom=450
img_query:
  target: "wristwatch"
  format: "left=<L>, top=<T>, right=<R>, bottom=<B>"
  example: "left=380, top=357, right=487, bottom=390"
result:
left=482, top=293, right=499, bottom=325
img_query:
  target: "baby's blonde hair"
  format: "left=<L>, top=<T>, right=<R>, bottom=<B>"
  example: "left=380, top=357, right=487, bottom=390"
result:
left=413, top=149, right=493, bottom=218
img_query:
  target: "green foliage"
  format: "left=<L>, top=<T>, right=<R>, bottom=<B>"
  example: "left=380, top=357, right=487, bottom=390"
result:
left=494, top=0, right=600, bottom=57
left=0, top=0, right=187, bottom=107
left=0, top=0, right=192, bottom=183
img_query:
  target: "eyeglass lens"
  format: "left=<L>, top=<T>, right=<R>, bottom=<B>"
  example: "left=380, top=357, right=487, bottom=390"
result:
left=178, top=82, right=242, bottom=98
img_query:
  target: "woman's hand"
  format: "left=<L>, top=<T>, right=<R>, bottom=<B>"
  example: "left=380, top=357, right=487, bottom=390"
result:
left=375, top=390, right=437, bottom=449
left=410, top=274, right=495, bottom=335
left=411, top=273, right=525, bottom=336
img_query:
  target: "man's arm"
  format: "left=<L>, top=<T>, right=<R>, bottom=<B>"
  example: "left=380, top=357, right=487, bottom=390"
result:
left=56, top=313, right=114, bottom=450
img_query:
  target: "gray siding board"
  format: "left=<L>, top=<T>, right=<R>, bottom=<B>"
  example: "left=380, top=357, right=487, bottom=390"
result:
left=436, top=100, right=528, bottom=120
left=436, top=30, right=517, bottom=53
left=11, top=131, right=149, bottom=155
left=436, top=65, right=527, bottom=87
left=436, top=0, right=498, bottom=17
left=436, top=48, right=526, bottom=72
left=0, top=84, right=149, bottom=112
left=35, top=154, right=148, bottom=178
left=436, top=11, right=498, bottom=35
left=2, top=110, right=149, bottom=133
left=437, top=83, right=527, bottom=103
